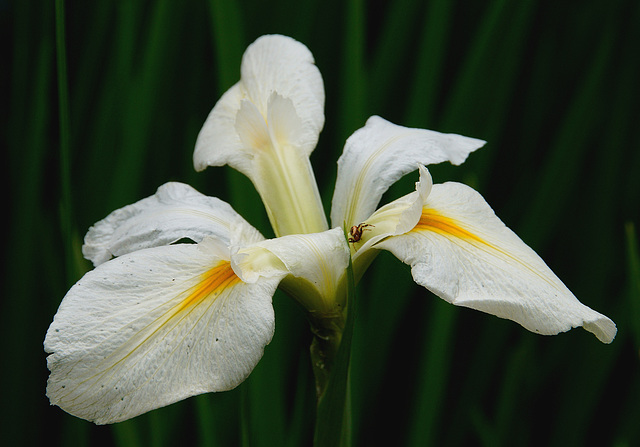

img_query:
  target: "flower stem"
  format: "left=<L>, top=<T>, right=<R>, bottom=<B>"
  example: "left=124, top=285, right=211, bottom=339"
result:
left=310, top=314, right=346, bottom=398
left=311, top=240, right=356, bottom=447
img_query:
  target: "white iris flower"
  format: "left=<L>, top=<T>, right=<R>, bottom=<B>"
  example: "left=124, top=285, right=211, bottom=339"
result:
left=45, top=35, right=616, bottom=425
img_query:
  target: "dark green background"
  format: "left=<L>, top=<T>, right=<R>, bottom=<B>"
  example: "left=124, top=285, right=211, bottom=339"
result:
left=3, top=0, right=639, bottom=445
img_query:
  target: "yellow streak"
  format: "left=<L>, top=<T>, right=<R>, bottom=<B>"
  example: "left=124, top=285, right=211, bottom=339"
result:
left=413, top=208, right=562, bottom=291
left=175, top=262, right=240, bottom=314
left=414, top=208, right=488, bottom=245
left=63, top=261, right=242, bottom=405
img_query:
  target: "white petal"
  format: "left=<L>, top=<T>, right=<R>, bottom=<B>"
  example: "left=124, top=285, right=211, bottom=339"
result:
left=375, top=182, right=616, bottom=343
left=194, top=35, right=328, bottom=236
left=267, top=93, right=306, bottom=152
left=233, top=228, right=350, bottom=313
left=245, top=93, right=329, bottom=236
left=235, top=98, right=271, bottom=152
left=194, top=34, right=324, bottom=174
left=45, top=241, right=278, bottom=424
left=239, top=35, right=324, bottom=154
left=83, top=182, right=263, bottom=266
left=331, top=116, right=485, bottom=228
left=353, top=165, right=433, bottom=256
left=193, top=82, right=250, bottom=174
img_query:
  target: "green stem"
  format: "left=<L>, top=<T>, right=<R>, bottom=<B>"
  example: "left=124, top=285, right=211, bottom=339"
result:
left=311, top=313, right=352, bottom=447
left=311, top=241, right=356, bottom=447
left=309, top=314, right=346, bottom=398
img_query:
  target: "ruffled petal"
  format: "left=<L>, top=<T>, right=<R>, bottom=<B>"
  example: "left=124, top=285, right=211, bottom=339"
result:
left=239, top=35, right=324, bottom=156
left=45, top=239, right=278, bottom=424
left=83, top=182, right=263, bottom=266
left=194, top=34, right=324, bottom=174
left=331, top=116, right=485, bottom=229
left=375, top=181, right=616, bottom=343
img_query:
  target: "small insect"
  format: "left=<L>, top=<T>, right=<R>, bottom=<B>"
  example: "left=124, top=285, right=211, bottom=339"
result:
left=348, top=223, right=374, bottom=243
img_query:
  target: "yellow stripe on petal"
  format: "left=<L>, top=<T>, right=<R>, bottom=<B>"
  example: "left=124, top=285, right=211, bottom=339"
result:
left=44, top=244, right=279, bottom=424
left=175, top=261, right=241, bottom=314
left=90, top=262, right=241, bottom=371
left=413, top=207, right=555, bottom=289
left=414, top=208, right=488, bottom=246
left=376, top=182, right=616, bottom=344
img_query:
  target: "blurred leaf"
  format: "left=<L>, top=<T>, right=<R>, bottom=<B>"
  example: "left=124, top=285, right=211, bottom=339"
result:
left=112, top=420, right=143, bottom=447
left=55, top=0, right=75, bottom=284
left=349, top=251, right=415, bottom=445
left=516, top=6, right=615, bottom=249
left=367, top=0, right=422, bottom=116
left=2, top=3, right=55, bottom=446
left=625, top=223, right=640, bottom=349
left=407, top=300, right=457, bottom=447
left=338, top=0, right=366, bottom=143
left=108, top=0, right=184, bottom=207
left=404, top=0, right=453, bottom=127
left=209, top=0, right=245, bottom=91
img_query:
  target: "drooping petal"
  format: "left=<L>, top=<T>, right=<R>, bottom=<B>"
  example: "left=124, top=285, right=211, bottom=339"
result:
left=331, top=116, right=485, bottom=229
left=375, top=181, right=617, bottom=343
left=45, top=239, right=279, bottom=424
left=233, top=228, right=350, bottom=314
left=83, top=182, right=263, bottom=267
left=194, top=35, right=327, bottom=236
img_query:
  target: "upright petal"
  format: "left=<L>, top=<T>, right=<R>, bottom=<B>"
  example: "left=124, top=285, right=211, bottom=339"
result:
left=239, top=35, right=324, bottom=154
left=45, top=239, right=278, bottom=424
left=246, top=93, right=328, bottom=236
left=193, top=82, right=248, bottom=173
left=194, top=35, right=327, bottom=236
left=194, top=35, right=324, bottom=173
left=232, top=228, right=350, bottom=315
left=83, top=182, right=263, bottom=266
left=331, top=116, right=485, bottom=229
left=375, top=181, right=616, bottom=343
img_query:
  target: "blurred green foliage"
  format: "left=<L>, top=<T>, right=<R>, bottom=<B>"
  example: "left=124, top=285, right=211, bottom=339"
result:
left=2, top=0, right=639, bottom=445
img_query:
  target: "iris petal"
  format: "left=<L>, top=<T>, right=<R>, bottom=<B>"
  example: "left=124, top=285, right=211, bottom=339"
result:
left=376, top=180, right=616, bottom=343
left=45, top=241, right=278, bottom=424
left=83, top=182, right=263, bottom=266
left=331, top=116, right=485, bottom=229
